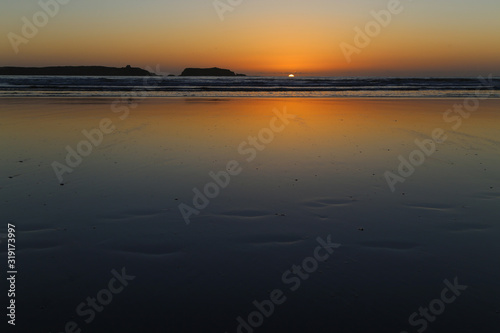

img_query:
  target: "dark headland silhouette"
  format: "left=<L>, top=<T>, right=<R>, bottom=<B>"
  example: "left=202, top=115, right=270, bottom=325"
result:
left=0, top=65, right=155, bottom=76
left=181, top=67, right=246, bottom=76
left=0, top=65, right=246, bottom=77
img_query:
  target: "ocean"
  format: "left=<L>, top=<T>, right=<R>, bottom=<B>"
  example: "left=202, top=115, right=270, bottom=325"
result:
left=1, top=81, right=499, bottom=332
left=1, top=75, right=499, bottom=98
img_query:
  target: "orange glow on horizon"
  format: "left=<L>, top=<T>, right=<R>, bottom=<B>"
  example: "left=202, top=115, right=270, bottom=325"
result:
left=1, top=1, right=499, bottom=76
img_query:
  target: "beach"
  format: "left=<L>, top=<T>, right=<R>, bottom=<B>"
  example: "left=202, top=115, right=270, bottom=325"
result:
left=1, top=97, right=499, bottom=332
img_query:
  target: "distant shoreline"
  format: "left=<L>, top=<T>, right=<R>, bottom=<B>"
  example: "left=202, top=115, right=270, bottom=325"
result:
left=0, top=65, right=156, bottom=77
left=0, top=66, right=247, bottom=77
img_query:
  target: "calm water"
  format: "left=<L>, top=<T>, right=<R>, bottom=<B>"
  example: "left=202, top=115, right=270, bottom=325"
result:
left=1, top=97, right=499, bottom=332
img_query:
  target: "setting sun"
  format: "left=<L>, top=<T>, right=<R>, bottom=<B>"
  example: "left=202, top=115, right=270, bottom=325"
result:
left=1, top=0, right=500, bottom=332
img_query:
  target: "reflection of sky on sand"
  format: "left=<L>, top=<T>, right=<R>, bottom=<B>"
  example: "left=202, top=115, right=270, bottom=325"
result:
left=1, top=98, right=499, bottom=332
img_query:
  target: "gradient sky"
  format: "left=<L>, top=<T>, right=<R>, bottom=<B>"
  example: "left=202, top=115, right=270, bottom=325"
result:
left=1, top=0, right=499, bottom=76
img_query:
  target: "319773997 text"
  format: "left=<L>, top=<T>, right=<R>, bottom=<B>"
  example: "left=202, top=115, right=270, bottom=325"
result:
left=6, top=223, right=17, bottom=326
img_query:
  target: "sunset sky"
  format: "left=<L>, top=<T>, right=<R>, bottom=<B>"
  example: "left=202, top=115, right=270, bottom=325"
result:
left=2, top=0, right=499, bottom=76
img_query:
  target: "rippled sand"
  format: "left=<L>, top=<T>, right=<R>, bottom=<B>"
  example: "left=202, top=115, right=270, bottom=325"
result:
left=1, top=98, right=499, bottom=332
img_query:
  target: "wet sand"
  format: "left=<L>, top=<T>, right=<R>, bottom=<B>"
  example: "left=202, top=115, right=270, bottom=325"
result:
left=1, top=97, right=499, bottom=332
